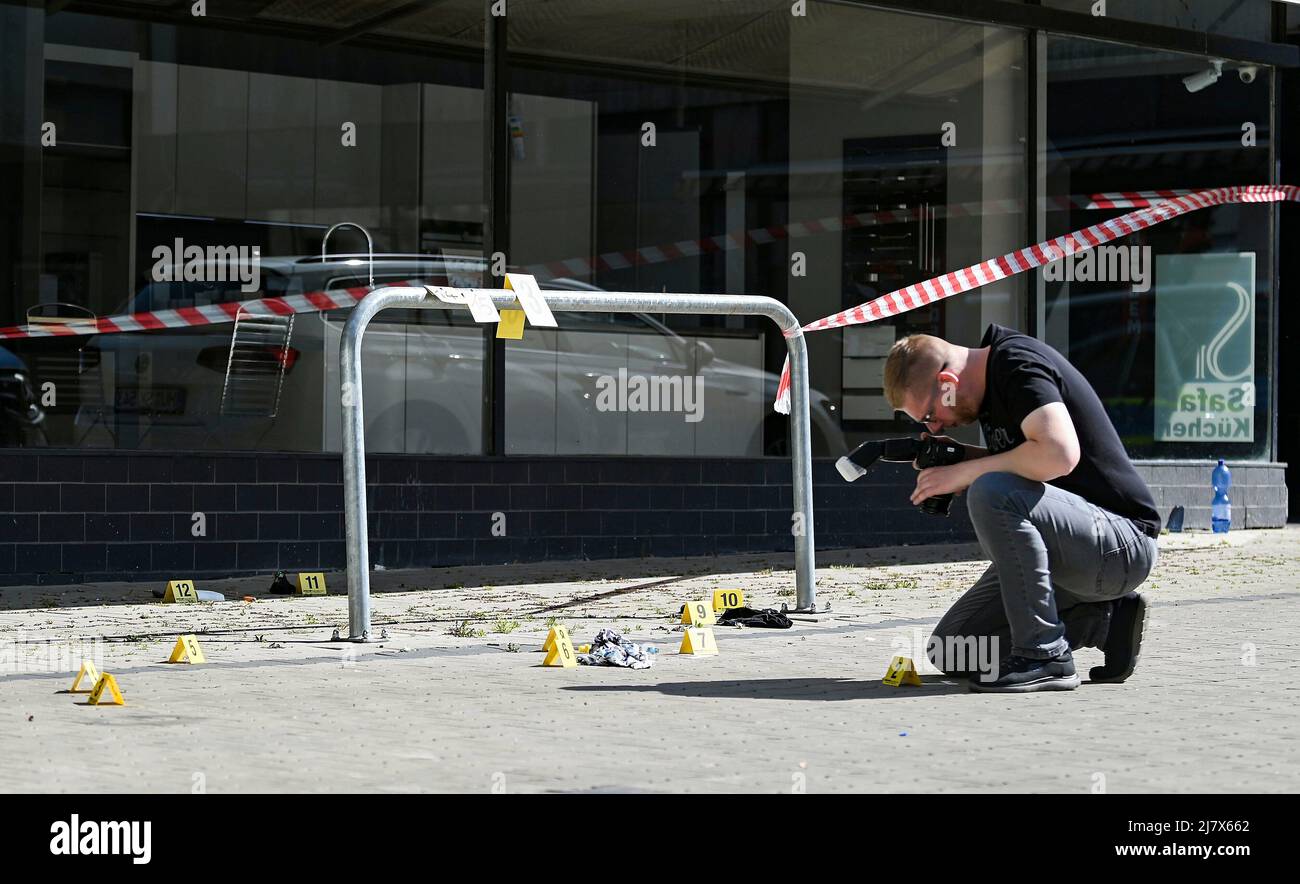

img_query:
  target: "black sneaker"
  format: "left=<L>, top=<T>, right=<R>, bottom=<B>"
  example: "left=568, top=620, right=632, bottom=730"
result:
left=1089, top=592, right=1148, bottom=684
left=969, top=651, right=1080, bottom=693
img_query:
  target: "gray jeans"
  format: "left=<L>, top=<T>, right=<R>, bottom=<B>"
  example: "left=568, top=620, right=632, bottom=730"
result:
left=928, top=471, right=1158, bottom=672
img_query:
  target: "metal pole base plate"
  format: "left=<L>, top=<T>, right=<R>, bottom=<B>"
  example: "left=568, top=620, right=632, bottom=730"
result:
left=781, top=602, right=832, bottom=616
left=331, top=627, right=390, bottom=643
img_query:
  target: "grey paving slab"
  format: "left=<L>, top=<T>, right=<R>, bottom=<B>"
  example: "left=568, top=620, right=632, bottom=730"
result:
left=0, top=528, right=1296, bottom=793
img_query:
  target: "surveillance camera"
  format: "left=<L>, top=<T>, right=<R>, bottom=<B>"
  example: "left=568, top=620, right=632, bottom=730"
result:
left=1183, top=59, right=1224, bottom=94
left=1239, top=65, right=1258, bottom=84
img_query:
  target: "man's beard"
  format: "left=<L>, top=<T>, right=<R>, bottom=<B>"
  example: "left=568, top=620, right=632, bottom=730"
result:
left=947, top=398, right=981, bottom=428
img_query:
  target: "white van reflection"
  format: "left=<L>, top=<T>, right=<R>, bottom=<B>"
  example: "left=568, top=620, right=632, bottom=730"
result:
left=77, top=256, right=844, bottom=457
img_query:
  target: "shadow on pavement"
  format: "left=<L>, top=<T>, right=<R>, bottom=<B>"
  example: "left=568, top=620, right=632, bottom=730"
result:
left=562, top=675, right=969, bottom=701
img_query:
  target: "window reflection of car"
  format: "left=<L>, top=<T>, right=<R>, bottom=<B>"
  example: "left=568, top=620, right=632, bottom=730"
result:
left=539, top=278, right=845, bottom=457
left=79, top=257, right=435, bottom=449
left=0, top=344, right=45, bottom=446
left=77, top=255, right=844, bottom=456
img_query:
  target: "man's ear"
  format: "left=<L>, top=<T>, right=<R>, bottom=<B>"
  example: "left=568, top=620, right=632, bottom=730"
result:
left=937, top=369, right=960, bottom=406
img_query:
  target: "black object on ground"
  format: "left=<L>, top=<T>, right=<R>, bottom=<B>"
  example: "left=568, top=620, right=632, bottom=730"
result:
left=1165, top=505, right=1184, bottom=532
left=269, top=570, right=294, bottom=594
left=717, top=606, right=793, bottom=628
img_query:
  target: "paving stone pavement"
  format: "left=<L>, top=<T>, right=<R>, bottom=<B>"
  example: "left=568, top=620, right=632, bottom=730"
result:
left=1, top=528, right=1297, bottom=793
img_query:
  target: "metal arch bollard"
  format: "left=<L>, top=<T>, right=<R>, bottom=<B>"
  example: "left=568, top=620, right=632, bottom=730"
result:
left=339, top=286, right=427, bottom=641
left=339, top=285, right=819, bottom=641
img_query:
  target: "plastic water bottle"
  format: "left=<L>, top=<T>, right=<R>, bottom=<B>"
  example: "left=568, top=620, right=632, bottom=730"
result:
left=1211, top=459, right=1232, bottom=534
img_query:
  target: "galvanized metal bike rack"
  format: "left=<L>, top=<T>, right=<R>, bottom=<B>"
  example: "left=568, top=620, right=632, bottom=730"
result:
left=337, top=284, right=819, bottom=641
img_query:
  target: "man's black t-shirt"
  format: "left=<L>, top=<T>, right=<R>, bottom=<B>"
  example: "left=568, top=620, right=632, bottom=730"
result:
left=977, top=324, right=1160, bottom=535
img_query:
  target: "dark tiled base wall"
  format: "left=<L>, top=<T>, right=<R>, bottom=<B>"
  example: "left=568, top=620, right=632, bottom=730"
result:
left=0, top=451, right=1287, bottom=586
left=0, top=450, right=968, bottom=586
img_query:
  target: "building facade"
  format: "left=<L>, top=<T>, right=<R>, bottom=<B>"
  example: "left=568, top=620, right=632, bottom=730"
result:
left=0, top=0, right=1294, bottom=586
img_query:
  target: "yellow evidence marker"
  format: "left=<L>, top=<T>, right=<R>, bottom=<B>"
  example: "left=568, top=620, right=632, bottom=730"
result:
left=296, top=572, right=327, bottom=596
left=496, top=308, right=526, bottom=340
left=680, top=600, right=717, bottom=627
left=163, top=579, right=198, bottom=603
left=712, top=589, right=745, bottom=612
left=680, top=627, right=719, bottom=656
left=882, top=656, right=923, bottom=687
left=68, top=659, right=101, bottom=693
left=87, top=673, right=126, bottom=706
left=541, top=625, right=578, bottom=668
left=168, top=635, right=206, bottom=665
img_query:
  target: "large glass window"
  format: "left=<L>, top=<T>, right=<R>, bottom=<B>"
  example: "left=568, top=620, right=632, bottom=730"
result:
left=502, top=1, right=795, bottom=456
left=1041, top=37, right=1274, bottom=459
left=789, top=7, right=1027, bottom=454
left=502, top=1, right=1027, bottom=456
left=17, top=3, right=1277, bottom=461
left=1, top=1, right=488, bottom=454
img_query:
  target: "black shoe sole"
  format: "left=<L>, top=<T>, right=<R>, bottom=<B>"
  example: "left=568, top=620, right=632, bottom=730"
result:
left=1089, top=593, right=1148, bottom=684
left=969, top=672, right=1081, bottom=693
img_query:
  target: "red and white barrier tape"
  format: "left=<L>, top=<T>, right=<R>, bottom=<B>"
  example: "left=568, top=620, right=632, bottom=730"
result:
left=0, top=192, right=1184, bottom=342
left=517, top=191, right=1187, bottom=280
left=772, top=184, right=1298, bottom=414
left=0, top=280, right=428, bottom=341
left=1083, top=190, right=1189, bottom=210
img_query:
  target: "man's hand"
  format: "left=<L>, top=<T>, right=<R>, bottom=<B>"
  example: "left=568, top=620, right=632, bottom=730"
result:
left=910, top=462, right=975, bottom=506
left=908, top=403, right=1081, bottom=506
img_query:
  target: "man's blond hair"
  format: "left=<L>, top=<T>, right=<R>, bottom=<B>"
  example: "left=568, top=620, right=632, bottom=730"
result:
left=882, top=334, right=948, bottom=411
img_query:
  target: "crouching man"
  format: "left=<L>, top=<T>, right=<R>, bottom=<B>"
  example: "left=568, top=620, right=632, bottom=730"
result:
left=882, top=325, right=1160, bottom=692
